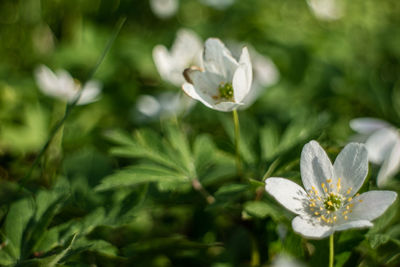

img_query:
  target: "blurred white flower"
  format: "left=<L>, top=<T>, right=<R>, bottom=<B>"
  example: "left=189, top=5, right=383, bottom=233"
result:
left=135, top=92, right=194, bottom=121
left=153, top=29, right=202, bottom=87
left=271, top=254, right=306, bottom=267
left=199, top=0, right=234, bottom=10
left=307, top=0, right=343, bottom=21
left=265, top=140, right=397, bottom=239
left=350, top=118, right=400, bottom=187
left=182, top=38, right=253, bottom=112
left=149, top=0, right=179, bottom=19
left=34, top=65, right=101, bottom=105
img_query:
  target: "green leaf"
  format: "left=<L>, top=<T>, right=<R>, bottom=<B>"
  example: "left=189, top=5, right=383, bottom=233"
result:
left=260, top=124, right=280, bottom=161
left=243, top=201, right=281, bottom=220
left=95, top=164, right=188, bottom=191
left=368, top=234, right=391, bottom=249
left=164, top=124, right=195, bottom=176
left=214, top=184, right=249, bottom=196
left=3, top=198, right=35, bottom=260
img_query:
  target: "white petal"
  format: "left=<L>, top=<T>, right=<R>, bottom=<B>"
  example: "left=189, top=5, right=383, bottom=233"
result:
left=334, top=220, right=373, bottom=231
left=203, top=38, right=238, bottom=80
left=77, top=80, right=102, bottom=105
left=232, top=64, right=249, bottom=103
left=153, top=45, right=174, bottom=82
left=292, top=216, right=334, bottom=239
left=34, top=65, right=60, bottom=97
left=213, top=101, right=242, bottom=112
left=307, top=0, right=342, bottom=21
left=349, top=118, right=391, bottom=134
left=171, top=28, right=203, bottom=67
left=136, top=95, right=161, bottom=117
left=55, top=69, right=76, bottom=100
left=182, top=83, right=214, bottom=109
left=183, top=67, right=241, bottom=112
left=348, top=191, right=397, bottom=221
left=149, top=0, right=178, bottom=19
left=377, top=139, right=400, bottom=187
left=265, top=177, right=308, bottom=216
left=252, top=51, right=279, bottom=87
left=238, top=47, right=252, bottom=96
left=300, top=140, right=334, bottom=196
left=365, top=128, right=399, bottom=164
left=333, top=143, right=368, bottom=196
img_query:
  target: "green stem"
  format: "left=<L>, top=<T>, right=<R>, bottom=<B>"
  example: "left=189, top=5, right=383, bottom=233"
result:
left=232, top=109, right=242, bottom=176
left=21, top=17, right=126, bottom=186
left=329, top=234, right=334, bottom=267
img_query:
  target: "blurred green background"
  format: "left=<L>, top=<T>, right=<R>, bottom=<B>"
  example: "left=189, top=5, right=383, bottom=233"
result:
left=0, top=0, right=400, bottom=266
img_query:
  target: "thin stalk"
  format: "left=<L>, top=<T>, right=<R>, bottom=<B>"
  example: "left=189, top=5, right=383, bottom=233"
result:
left=329, top=234, right=334, bottom=267
left=232, top=109, right=242, bottom=176
left=192, top=178, right=215, bottom=204
left=21, top=17, right=126, bottom=185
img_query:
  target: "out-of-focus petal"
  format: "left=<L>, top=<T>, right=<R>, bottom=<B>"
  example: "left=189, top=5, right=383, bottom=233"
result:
left=377, top=139, right=400, bottom=187
left=365, top=127, right=399, bottom=164
left=350, top=118, right=391, bottom=134
left=149, top=0, right=178, bottom=19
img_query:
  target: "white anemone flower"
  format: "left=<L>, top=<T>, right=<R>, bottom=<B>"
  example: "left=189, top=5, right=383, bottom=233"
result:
left=153, top=28, right=202, bottom=87
left=350, top=118, right=400, bottom=187
left=265, top=140, right=397, bottom=239
left=307, top=0, right=343, bottom=21
left=135, top=92, right=194, bottom=121
left=149, top=0, right=178, bottom=19
left=182, top=38, right=253, bottom=112
left=34, top=65, right=101, bottom=105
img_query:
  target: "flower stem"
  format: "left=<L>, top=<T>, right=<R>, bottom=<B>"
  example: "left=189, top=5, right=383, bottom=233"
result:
left=192, top=178, right=215, bottom=204
left=20, top=17, right=126, bottom=186
left=329, top=234, right=334, bottom=267
left=232, top=109, right=242, bottom=176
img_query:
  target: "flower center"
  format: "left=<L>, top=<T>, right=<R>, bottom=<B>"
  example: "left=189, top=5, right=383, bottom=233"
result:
left=218, top=82, right=234, bottom=101
left=307, top=178, right=362, bottom=224
left=323, top=193, right=342, bottom=211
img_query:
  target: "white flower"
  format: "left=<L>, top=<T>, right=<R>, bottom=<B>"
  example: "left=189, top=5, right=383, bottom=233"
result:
left=135, top=92, right=194, bottom=121
left=153, top=28, right=202, bottom=87
left=350, top=118, right=400, bottom=187
left=271, top=254, right=306, bottom=267
left=149, top=0, right=178, bottom=19
left=265, top=140, right=397, bottom=239
left=34, top=65, right=101, bottom=105
left=307, top=0, right=343, bottom=21
left=182, top=38, right=253, bottom=112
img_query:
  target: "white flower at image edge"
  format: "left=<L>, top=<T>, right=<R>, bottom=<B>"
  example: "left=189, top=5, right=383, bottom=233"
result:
left=350, top=118, right=400, bottom=187
left=34, top=65, right=101, bottom=105
left=182, top=38, right=253, bottom=112
left=265, top=140, right=397, bottom=239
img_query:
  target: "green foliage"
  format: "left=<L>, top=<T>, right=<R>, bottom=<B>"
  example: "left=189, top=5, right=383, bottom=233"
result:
left=0, top=0, right=400, bottom=265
